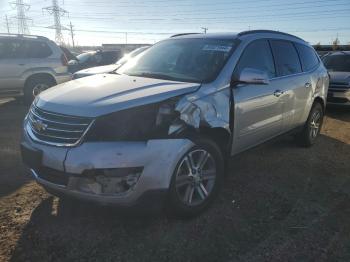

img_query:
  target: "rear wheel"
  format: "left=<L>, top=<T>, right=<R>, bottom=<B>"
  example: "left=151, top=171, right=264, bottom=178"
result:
left=167, top=138, right=224, bottom=217
left=297, top=102, right=324, bottom=147
left=24, top=76, right=55, bottom=105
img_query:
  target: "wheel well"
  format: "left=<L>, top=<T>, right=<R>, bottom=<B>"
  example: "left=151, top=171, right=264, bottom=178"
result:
left=313, top=96, right=325, bottom=112
left=24, top=73, right=56, bottom=88
left=197, top=127, right=231, bottom=155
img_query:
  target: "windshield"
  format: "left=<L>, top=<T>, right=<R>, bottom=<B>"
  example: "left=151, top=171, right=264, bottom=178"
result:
left=323, top=54, right=350, bottom=72
left=117, top=38, right=237, bottom=83
left=76, top=52, right=95, bottom=63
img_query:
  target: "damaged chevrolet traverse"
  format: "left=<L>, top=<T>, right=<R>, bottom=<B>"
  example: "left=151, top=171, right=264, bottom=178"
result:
left=21, top=31, right=328, bottom=217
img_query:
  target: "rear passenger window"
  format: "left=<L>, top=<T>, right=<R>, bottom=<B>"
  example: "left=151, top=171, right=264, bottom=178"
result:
left=235, top=40, right=276, bottom=78
left=0, top=39, right=25, bottom=59
left=295, top=44, right=319, bottom=72
left=270, top=40, right=302, bottom=77
left=24, top=41, right=52, bottom=58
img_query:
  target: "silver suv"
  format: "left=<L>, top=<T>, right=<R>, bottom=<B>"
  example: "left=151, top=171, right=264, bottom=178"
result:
left=21, top=30, right=328, bottom=217
left=0, top=34, right=72, bottom=103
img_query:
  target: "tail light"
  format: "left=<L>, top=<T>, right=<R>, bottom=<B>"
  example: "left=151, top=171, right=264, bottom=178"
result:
left=61, top=53, right=68, bottom=66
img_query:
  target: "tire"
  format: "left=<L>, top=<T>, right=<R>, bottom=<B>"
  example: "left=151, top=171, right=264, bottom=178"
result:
left=24, top=76, right=55, bottom=105
left=166, top=138, right=225, bottom=218
left=297, top=102, right=324, bottom=147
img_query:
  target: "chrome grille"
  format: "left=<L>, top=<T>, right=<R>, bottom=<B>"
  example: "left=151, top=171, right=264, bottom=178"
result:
left=26, top=105, right=93, bottom=146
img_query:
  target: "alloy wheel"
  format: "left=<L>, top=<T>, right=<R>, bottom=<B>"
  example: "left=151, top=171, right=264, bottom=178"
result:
left=175, top=149, right=217, bottom=206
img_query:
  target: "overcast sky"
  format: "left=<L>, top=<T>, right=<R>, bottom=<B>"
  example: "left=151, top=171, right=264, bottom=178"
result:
left=1, top=0, right=350, bottom=46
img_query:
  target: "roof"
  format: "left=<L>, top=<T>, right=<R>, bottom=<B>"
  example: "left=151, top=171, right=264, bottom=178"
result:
left=0, top=33, right=48, bottom=40
left=170, top=30, right=305, bottom=42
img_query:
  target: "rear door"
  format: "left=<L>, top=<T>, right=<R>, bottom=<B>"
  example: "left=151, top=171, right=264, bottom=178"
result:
left=232, top=39, right=284, bottom=154
left=0, top=38, right=27, bottom=94
left=269, top=40, right=310, bottom=131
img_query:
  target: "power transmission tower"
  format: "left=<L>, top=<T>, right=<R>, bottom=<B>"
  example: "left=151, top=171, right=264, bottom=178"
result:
left=43, top=0, right=68, bottom=45
left=5, top=15, right=10, bottom=33
left=69, top=21, right=75, bottom=47
left=10, top=0, right=31, bottom=34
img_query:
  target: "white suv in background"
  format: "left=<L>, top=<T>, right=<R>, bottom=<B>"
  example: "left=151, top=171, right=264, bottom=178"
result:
left=0, top=34, right=72, bottom=104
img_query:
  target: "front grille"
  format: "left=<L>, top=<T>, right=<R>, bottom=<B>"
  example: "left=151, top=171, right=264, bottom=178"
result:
left=27, top=105, right=93, bottom=146
left=327, top=97, right=349, bottom=104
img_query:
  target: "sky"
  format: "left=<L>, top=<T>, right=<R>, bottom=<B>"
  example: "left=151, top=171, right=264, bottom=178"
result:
left=0, top=0, right=350, bottom=46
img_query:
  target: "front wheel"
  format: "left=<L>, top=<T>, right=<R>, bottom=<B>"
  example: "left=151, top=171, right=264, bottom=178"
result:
left=297, top=102, right=324, bottom=147
left=167, top=138, right=224, bottom=218
left=24, top=77, right=55, bottom=105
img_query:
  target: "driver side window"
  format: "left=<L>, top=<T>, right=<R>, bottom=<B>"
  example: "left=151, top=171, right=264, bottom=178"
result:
left=235, top=40, right=276, bottom=79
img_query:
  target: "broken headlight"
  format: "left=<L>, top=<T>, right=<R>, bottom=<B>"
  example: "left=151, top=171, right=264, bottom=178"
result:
left=85, top=100, right=179, bottom=141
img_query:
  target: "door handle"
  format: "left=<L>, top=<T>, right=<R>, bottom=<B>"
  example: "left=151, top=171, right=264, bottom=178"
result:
left=273, top=90, right=284, bottom=97
left=305, top=82, right=312, bottom=88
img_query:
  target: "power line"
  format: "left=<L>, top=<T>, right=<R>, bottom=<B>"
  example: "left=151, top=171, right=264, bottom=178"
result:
left=43, top=0, right=68, bottom=44
left=10, top=0, right=31, bottom=34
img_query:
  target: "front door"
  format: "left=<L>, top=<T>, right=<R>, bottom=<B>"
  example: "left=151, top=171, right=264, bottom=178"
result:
left=231, top=39, right=285, bottom=154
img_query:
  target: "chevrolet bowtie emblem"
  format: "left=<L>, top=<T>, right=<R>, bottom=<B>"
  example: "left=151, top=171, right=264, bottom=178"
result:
left=32, top=119, right=48, bottom=132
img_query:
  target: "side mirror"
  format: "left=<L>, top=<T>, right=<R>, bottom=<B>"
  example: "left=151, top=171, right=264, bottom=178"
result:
left=232, top=68, right=270, bottom=85
left=68, top=59, right=78, bottom=65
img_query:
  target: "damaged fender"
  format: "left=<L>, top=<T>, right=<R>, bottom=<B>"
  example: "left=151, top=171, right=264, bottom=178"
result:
left=169, top=87, right=232, bottom=135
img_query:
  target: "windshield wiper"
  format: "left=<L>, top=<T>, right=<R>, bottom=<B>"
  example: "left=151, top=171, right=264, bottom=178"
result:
left=129, top=72, right=180, bottom=81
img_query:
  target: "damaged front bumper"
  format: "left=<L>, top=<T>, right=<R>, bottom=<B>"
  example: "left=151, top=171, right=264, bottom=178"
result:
left=21, top=129, right=194, bottom=206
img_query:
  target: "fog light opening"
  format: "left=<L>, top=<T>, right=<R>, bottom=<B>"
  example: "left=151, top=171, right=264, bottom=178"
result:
left=77, top=167, right=143, bottom=195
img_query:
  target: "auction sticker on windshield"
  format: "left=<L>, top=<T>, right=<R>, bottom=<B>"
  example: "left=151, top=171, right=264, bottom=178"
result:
left=202, top=45, right=232, bottom=52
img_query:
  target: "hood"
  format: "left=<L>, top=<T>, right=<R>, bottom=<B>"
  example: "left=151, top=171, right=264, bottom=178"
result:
left=75, top=64, right=120, bottom=75
left=328, top=71, right=350, bottom=84
left=36, top=74, right=200, bottom=117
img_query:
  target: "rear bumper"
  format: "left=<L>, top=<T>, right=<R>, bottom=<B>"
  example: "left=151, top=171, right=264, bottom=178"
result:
left=327, top=89, right=350, bottom=106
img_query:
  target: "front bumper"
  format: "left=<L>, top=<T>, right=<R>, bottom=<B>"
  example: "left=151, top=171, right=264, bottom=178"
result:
left=21, top=129, right=194, bottom=206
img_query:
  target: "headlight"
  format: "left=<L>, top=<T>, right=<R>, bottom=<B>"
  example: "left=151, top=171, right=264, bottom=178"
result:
left=86, top=99, right=179, bottom=141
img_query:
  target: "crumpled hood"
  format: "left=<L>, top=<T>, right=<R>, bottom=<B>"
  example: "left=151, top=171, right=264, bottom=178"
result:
left=75, top=64, right=120, bottom=75
left=36, top=74, right=200, bottom=117
left=328, top=71, right=350, bottom=84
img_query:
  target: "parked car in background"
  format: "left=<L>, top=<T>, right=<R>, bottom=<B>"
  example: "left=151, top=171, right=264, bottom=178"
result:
left=0, top=34, right=71, bottom=104
left=21, top=31, right=328, bottom=217
left=59, top=46, right=77, bottom=62
left=73, top=46, right=149, bottom=79
left=68, top=50, right=120, bottom=73
left=322, top=51, right=350, bottom=106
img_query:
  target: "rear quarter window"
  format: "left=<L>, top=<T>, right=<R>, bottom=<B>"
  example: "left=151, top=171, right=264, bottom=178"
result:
left=270, top=40, right=302, bottom=77
left=0, top=39, right=25, bottom=59
left=295, top=43, right=319, bottom=72
left=23, top=41, right=53, bottom=58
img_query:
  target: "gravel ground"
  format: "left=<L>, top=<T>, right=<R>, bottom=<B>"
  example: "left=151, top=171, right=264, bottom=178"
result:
left=0, top=99, right=349, bottom=262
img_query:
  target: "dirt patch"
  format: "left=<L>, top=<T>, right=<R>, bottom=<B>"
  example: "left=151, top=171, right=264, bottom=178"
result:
left=0, top=101, right=349, bottom=262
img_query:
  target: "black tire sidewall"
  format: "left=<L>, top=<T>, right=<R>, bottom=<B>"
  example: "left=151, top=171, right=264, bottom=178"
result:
left=301, top=103, right=324, bottom=146
left=24, top=77, right=55, bottom=105
left=167, top=138, right=225, bottom=217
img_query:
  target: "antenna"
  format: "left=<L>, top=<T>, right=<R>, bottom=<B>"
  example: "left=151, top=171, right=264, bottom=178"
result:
left=10, top=0, right=31, bottom=34
left=43, top=0, right=68, bottom=44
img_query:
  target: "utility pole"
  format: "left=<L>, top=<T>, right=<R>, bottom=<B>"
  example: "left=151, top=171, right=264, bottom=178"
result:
left=43, top=0, right=68, bottom=45
left=125, top=32, right=128, bottom=44
left=5, top=15, right=10, bottom=33
left=69, top=21, right=75, bottom=47
left=10, top=0, right=31, bottom=34
left=201, top=27, right=208, bottom=34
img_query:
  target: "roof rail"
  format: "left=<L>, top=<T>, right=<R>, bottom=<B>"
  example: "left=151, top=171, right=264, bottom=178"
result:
left=0, top=33, right=48, bottom=40
left=238, top=30, right=304, bottom=41
left=170, top=33, right=201, bottom=38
